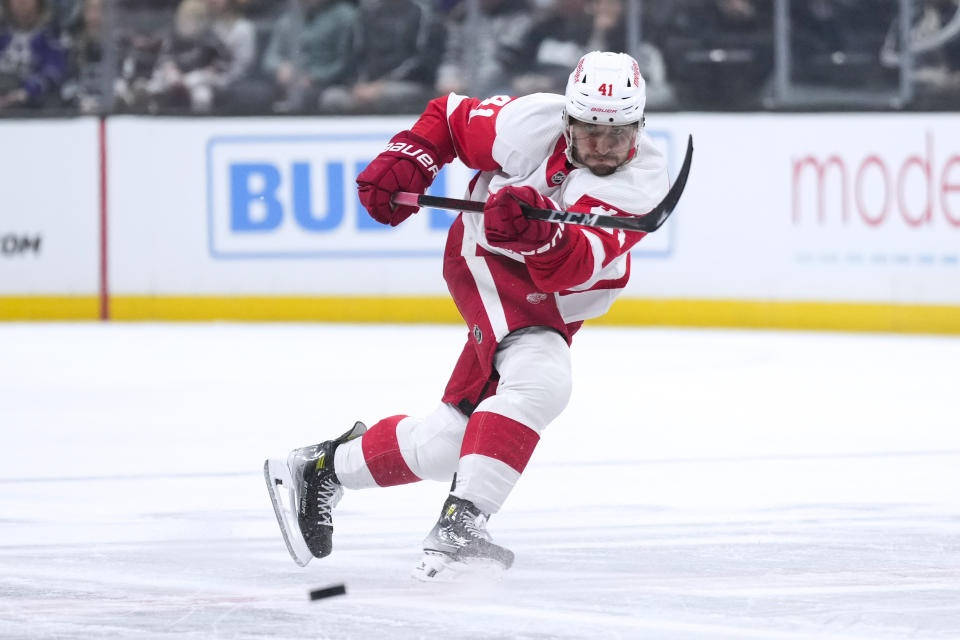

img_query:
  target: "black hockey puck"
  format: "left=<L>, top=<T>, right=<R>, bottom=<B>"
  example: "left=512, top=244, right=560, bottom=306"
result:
left=309, top=584, right=347, bottom=601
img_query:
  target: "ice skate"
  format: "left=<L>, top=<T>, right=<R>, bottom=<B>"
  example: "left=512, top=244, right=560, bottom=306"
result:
left=412, top=495, right=514, bottom=582
left=264, top=421, right=366, bottom=566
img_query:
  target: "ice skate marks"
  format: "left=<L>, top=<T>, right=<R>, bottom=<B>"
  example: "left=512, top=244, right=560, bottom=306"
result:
left=264, top=458, right=313, bottom=567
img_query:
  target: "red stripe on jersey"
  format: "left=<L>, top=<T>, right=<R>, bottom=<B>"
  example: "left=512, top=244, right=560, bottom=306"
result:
left=558, top=256, right=631, bottom=294
left=527, top=193, right=647, bottom=292
left=460, top=411, right=541, bottom=473
left=525, top=229, right=592, bottom=292
left=360, top=415, right=421, bottom=487
left=410, top=96, right=456, bottom=164
left=441, top=217, right=501, bottom=407
left=443, top=217, right=511, bottom=339
left=445, top=214, right=567, bottom=336
left=569, top=195, right=648, bottom=254
left=445, top=95, right=518, bottom=172
left=544, top=137, right=574, bottom=187
left=444, top=212, right=465, bottom=257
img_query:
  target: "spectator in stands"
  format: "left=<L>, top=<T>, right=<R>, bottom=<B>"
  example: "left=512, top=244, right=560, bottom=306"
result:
left=261, top=0, right=358, bottom=113
left=0, top=0, right=67, bottom=110
left=140, top=0, right=230, bottom=112
left=434, top=0, right=533, bottom=97
left=881, top=0, right=960, bottom=101
left=512, top=0, right=627, bottom=95
left=60, top=0, right=107, bottom=112
left=631, top=1, right=678, bottom=108
left=792, top=0, right=853, bottom=80
left=660, top=0, right=773, bottom=109
left=111, top=5, right=165, bottom=113
left=319, top=0, right=443, bottom=114
left=206, top=0, right=255, bottom=107
left=791, top=0, right=893, bottom=87
left=49, top=0, right=80, bottom=29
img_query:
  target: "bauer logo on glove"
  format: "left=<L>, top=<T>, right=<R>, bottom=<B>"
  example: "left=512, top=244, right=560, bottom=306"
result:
left=382, top=142, right=441, bottom=178
left=356, top=130, right=446, bottom=227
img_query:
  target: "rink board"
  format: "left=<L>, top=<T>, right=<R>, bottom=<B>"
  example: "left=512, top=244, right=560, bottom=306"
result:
left=1, top=114, right=959, bottom=332
left=0, top=119, right=100, bottom=316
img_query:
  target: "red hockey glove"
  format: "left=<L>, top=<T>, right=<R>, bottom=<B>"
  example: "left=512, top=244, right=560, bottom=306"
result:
left=484, top=186, right=558, bottom=254
left=356, top=130, right=443, bottom=227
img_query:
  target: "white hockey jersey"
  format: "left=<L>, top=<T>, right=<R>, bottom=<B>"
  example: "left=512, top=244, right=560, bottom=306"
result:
left=408, top=91, right=670, bottom=410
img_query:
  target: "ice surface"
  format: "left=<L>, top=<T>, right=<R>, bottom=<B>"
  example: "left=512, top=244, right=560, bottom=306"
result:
left=1, top=323, right=959, bottom=639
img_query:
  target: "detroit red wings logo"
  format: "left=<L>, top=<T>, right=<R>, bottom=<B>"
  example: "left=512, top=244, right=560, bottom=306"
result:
left=573, top=57, right=585, bottom=82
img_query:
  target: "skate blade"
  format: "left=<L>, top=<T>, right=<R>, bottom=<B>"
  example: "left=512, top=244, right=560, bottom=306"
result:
left=411, top=551, right=508, bottom=583
left=263, top=458, right=312, bottom=567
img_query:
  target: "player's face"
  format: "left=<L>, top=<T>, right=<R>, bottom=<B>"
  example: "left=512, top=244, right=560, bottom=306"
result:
left=569, top=120, right=636, bottom=176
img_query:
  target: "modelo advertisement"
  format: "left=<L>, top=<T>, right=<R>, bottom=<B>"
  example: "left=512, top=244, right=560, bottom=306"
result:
left=636, top=113, right=960, bottom=305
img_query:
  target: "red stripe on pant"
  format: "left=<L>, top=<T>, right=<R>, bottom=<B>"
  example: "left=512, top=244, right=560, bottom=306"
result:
left=361, top=415, right=421, bottom=486
left=459, top=411, right=540, bottom=473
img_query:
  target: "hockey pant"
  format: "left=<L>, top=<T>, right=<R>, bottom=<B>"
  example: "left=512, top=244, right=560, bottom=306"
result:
left=333, top=327, right=572, bottom=515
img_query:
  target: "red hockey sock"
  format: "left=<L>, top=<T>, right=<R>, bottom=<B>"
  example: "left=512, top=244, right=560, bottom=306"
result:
left=459, top=411, right=540, bottom=473
left=360, top=415, right=422, bottom=486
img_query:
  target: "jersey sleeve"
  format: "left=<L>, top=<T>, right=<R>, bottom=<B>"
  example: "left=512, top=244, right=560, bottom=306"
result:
left=410, top=93, right=519, bottom=173
left=525, top=195, right=646, bottom=293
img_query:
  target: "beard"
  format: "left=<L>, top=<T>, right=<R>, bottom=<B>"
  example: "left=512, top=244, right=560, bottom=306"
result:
left=587, top=162, right=618, bottom=177
left=571, top=146, right=624, bottom=177
left=581, top=155, right=620, bottom=176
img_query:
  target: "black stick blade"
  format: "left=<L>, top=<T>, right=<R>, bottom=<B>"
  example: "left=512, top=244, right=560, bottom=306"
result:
left=640, top=134, right=694, bottom=232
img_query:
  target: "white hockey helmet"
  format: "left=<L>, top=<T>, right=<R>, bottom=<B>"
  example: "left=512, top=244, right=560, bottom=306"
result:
left=563, top=51, right=646, bottom=163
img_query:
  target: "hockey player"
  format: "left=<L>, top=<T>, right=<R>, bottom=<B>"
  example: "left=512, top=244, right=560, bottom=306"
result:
left=265, top=50, right=670, bottom=580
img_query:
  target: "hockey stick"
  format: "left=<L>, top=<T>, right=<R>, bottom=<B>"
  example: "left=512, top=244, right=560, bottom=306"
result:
left=392, top=134, right=693, bottom=233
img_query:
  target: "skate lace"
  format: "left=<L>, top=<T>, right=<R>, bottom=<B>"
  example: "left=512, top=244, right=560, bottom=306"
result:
left=462, top=512, right=491, bottom=542
left=314, top=477, right=340, bottom=526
